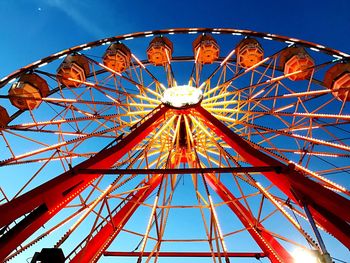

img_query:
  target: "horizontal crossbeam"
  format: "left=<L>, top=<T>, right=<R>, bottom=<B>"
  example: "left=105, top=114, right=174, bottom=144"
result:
left=103, top=251, right=267, bottom=258
left=79, top=166, right=281, bottom=175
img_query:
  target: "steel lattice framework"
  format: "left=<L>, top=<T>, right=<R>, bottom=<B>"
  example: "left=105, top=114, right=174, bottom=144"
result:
left=0, top=28, right=349, bottom=263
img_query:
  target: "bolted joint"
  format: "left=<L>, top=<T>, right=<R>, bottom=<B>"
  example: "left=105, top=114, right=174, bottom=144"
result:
left=319, top=252, right=333, bottom=263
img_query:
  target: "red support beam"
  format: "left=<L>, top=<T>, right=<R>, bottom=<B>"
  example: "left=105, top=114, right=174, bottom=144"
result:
left=204, top=172, right=294, bottom=263
left=2, top=104, right=349, bottom=261
left=79, top=166, right=280, bottom=175
left=103, top=251, right=267, bottom=258
left=0, top=105, right=169, bottom=261
left=194, top=105, right=350, bottom=249
left=69, top=173, right=164, bottom=263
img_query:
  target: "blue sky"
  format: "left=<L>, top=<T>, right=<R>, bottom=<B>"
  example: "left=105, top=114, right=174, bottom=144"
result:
left=1, top=0, right=350, bottom=77
left=1, top=0, right=350, bottom=262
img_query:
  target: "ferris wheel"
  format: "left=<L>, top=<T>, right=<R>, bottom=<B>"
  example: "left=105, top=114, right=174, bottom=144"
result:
left=0, top=28, right=349, bottom=263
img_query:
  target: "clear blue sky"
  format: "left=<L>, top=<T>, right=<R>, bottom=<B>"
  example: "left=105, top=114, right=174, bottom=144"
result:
left=1, top=1, right=350, bottom=262
left=1, top=0, right=350, bottom=77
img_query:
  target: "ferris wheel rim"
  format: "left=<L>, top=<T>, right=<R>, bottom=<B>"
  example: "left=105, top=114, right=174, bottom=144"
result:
left=1, top=27, right=349, bottom=89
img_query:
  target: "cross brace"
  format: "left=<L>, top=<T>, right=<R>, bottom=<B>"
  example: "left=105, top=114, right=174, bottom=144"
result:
left=79, top=166, right=281, bottom=175
left=103, top=251, right=267, bottom=258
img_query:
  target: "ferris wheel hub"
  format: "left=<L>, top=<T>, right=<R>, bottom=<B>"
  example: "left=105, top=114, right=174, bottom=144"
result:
left=161, top=84, right=203, bottom=108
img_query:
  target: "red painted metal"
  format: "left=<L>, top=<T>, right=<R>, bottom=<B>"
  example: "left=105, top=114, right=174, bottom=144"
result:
left=194, top=105, right=350, bottom=249
left=204, top=172, right=293, bottom=263
left=1, top=104, right=349, bottom=261
left=79, top=166, right=280, bottom=175
left=69, top=173, right=164, bottom=263
left=0, top=105, right=169, bottom=261
left=103, top=251, right=267, bottom=258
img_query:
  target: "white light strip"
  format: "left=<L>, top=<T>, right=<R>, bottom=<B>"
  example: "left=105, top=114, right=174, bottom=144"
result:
left=131, top=54, right=146, bottom=69
left=220, top=49, right=235, bottom=66
left=290, top=161, right=347, bottom=193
